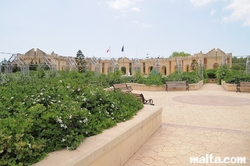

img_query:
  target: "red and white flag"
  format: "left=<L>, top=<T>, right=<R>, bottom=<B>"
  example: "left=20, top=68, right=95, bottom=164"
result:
left=106, top=47, right=110, bottom=53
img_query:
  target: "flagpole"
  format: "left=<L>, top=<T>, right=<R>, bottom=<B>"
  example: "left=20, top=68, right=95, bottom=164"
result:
left=110, top=46, right=111, bottom=58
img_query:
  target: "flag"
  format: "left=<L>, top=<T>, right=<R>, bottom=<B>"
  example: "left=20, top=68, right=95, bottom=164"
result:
left=121, top=45, right=124, bottom=52
left=106, top=47, right=110, bottom=53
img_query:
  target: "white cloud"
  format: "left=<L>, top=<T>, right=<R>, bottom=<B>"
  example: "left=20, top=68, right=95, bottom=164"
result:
left=190, top=0, right=215, bottom=7
left=107, top=0, right=134, bottom=10
left=131, top=20, right=152, bottom=28
left=222, top=0, right=250, bottom=26
left=131, top=7, right=140, bottom=12
left=141, top=23, right=152, bottom=28
left=210, top=9, right=216, bottom=16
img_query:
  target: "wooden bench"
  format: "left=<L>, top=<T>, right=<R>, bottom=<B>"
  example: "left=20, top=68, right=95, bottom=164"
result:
left=133, top=93, right=154, bottom=106
left=165, top=81, right=189, bottom=91
left=236, top=82, right=250, bottom=92
left=113, top=83, right=133, bottom=93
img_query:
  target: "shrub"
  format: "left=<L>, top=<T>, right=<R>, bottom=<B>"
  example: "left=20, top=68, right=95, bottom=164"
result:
left=164, top=71, right=201, bottom=84
left=206, top=69, right=217, bottom=78
left=223, top=69, right=250, bottom=84
left=216, top=64, right=229, bottom=84
left=0, top=71, right=143, bottom=165
left=144, top=70, right=164, bottom=86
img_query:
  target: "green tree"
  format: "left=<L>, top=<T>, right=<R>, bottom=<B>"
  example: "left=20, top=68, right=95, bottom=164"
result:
left=170, top=51, right=191, bottom=57
left=75, top=50, right=86, bottom=73
left=231, top=56, right=246, bottom=71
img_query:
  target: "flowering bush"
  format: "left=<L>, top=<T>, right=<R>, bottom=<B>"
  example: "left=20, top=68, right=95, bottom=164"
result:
left=0, top=71, right=143, bottom=165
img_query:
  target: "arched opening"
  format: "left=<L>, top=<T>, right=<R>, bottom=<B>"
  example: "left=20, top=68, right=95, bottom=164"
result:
left=186, top=64, right=189, bottom=72
left=121, top=66, right=126, bottom=75
left=161, top=66, right=167, bottom=75
left=148, top=66, right=153, bottom=73
left=213, top=63, right=219, bottom=69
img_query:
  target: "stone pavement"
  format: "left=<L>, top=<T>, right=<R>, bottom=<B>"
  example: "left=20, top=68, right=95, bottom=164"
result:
left=124, top=83, right=250, bottom=166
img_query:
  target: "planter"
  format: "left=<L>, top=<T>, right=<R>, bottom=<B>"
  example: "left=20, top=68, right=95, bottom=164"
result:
left=189, top=80, right=204, bottom=90
left=33, top=106, right=163, bottom=166
left=221, top=80, right=237, bottom=91
left=127, top=80, right=203, bottom=91
left=208, top=78, right=217, bottom=83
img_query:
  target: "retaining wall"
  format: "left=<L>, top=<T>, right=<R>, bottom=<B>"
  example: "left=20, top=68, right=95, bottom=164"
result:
left=33, top=106, right=162, bottom=166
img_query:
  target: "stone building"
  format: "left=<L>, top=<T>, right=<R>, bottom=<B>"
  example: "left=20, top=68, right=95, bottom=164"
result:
left=17, top=48, right=232, bottom=76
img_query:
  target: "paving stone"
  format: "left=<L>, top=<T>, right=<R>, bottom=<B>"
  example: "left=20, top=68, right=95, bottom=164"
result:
left=124, top=84, right=250, bottom=166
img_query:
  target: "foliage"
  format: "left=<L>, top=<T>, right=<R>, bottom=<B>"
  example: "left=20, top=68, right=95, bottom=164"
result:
left=216, top=64, right=229, bottom=84
left=164, top=71, right=202, bottom=84
left=144, top=70, right=164, bottom=86
left=107, top=70, right=123, bottom=85
left=231, top=56, right=246, bottom=71
left=75, top=50, right=86, bottom=73
left=132, top=71, right=145, bottom=84
left=206, top=69, right=217, bottom=78
left=190, top=59, right=198, bottom=71
left=0, top=71, right=143, bottom=166
left=170, top=51, right=191, bottom=57
left=223, top=69, right=250, bottom=84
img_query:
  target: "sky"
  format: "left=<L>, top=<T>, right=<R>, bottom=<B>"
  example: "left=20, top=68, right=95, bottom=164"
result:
left=0, top=0, right=250, bottom=62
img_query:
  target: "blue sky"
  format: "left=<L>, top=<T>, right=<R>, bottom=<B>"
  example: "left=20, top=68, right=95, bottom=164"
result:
left=0, top=0, right=250, bottom=61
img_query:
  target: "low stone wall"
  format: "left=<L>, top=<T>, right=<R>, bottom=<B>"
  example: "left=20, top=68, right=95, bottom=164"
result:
left=127, top=83, right=165, bottom=91
left=221, top=80, right=250, bottom=92
left=128, top=80, right=203, bottom=91
left=207, top=78, right=217, bottom=83
left=221, top=80, right=237, bottom=91
left=189, top=80, right=203, bottom=90
left=33, top=106, right=163, bottom=166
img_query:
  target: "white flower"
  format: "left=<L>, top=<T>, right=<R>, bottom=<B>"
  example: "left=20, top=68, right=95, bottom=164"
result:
left=111, top=104, right=114, bottom=108
left=59, top=80, right=62, bottom=83
left=83, top=98, right=86, bottom=101
left=77, top=88, right=80, bottom=91
left=58, top=100, right=61, bottom=103
left=60, top=124, right=67, bottom=129
left=40, top=93, right=43, bottom=95
left=33, top=102, right=36, bottom=104
left=10, top=97, right=14, bottom=100
left=27, top=143, right=31, bottom=148
left=57, top=118, right=62, bottom=123
left=61, top=138, right=66, bottom=142
left=83, top=118, right=88, bottom=123
left=69, top=114, right=72, bottom=119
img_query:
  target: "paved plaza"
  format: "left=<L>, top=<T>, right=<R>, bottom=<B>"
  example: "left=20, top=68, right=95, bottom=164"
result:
left=124, top=83, right=250, bottom=166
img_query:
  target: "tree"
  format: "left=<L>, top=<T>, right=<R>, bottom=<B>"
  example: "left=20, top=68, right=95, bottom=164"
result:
left=231, top=56, right=246, bottom=71
left=75, top=50, right=86, bottom=73
left=190, top=59, right=198, bottom=71
left=170, top=51, right=191, bottom=58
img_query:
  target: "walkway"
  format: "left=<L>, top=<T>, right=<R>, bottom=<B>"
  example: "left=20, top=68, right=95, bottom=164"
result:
left=124, top=83, right=250, bottom=166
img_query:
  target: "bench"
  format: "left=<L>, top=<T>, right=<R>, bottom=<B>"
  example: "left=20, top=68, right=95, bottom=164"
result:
left=165, top=81, right=189, bottom=91
left=133, top=93, right=154, bottom=105
left=236, top=82, right=250, bottom=92
left=113, top=83, right=133, bottom=93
